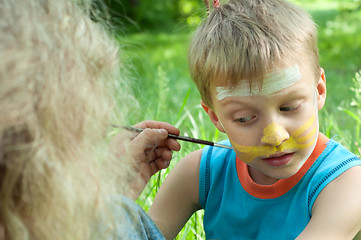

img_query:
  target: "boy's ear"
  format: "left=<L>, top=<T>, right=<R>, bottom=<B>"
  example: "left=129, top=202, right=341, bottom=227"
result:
left=201, top=100, right=226, bottom=133
left=316, top=67, right=327, bottom=110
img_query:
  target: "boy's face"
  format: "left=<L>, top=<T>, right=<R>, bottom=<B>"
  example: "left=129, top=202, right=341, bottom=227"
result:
left=202, top=63, right=326, bottom=184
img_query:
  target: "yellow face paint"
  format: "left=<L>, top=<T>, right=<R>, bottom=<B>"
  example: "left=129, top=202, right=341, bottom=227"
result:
left=261, top=122, right=289, bottom=146
left=229, top=116, right=317, bottom=163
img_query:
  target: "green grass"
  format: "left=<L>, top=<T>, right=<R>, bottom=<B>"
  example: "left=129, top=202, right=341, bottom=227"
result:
left=119, top=1, right=361, bottom=238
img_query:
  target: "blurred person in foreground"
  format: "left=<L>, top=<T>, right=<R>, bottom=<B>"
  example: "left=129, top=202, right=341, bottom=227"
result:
left=0, top=0, right=180, bottom=239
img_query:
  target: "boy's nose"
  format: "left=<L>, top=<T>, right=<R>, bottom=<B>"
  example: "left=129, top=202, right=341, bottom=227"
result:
left=261, top=122, right=289, bottom=147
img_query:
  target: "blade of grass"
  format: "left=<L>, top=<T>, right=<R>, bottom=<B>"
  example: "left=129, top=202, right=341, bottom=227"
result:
left=176, top=88, right=191, bottom=121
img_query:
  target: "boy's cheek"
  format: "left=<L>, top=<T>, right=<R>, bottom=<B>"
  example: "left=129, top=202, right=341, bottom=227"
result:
left=231, top=145, right=262, bottom=163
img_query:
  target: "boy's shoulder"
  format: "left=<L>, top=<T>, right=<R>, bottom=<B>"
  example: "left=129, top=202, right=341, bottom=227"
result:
left=181, top=139, right=233, bottom=167
left=173, top=148, right=204, bottom=181
left=307, top=136, right=361, bottom=209
left=201, top=139, right=233, bottom=157
left=183, top=148, right=204, bottom=164
left=313, top=137, right=360, bottom=175
left=199, top=139, right=235, bottom=167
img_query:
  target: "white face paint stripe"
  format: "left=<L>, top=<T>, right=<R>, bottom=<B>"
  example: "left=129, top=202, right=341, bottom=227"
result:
left=216, top=64, right=302, bottom=100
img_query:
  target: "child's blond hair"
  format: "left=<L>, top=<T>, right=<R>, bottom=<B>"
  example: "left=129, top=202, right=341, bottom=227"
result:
left=0, top=0, right=134, bottom=239
left=189, top=0, right=320, bottom=108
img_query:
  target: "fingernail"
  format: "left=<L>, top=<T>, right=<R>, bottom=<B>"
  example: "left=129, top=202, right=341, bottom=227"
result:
left=158, top=129, right=168, bottom=135
left=164, top=161, right=170, bottom=167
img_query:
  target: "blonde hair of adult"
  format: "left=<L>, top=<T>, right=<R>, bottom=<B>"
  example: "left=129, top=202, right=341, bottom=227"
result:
left=188, top=0, right=320, bottom=107
left=0, top=0, right=135, bottom=239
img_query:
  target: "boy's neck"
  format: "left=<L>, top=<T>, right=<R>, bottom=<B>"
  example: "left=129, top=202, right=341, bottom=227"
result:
left=248, top=166, right=279, bottom=185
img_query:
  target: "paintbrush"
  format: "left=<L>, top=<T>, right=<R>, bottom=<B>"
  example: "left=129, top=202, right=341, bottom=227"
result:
left=112, top=124, right=233, bottom=150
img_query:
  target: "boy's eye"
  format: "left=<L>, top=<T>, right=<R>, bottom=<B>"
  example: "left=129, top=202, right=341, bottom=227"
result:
left=280, top=105, right=299, bottom=112
left=234, top=116, right=254, bottom=123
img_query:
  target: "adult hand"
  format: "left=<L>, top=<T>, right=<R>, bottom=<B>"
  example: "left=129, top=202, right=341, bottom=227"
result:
left=112, top=120, right=181, bottom=199
left=131, top=120, right=181, bottom=170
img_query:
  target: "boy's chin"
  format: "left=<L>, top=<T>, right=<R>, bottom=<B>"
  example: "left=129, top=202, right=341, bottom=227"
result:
left=268, top=157, right=308, bottom=180
left=251, top=159, right=306, bottom=183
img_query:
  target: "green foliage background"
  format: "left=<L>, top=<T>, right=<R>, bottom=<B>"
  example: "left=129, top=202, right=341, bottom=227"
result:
left=111, top=0, right=361, bottom=238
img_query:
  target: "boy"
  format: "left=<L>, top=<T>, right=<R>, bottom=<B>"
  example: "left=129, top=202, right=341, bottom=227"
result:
left=148, top=0, right=361, bottom=239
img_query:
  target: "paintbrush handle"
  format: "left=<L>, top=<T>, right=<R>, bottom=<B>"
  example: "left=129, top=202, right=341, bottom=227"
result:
left=167, top=133, right=217, bottom=146
left=114, top=125, right=233, bottom=150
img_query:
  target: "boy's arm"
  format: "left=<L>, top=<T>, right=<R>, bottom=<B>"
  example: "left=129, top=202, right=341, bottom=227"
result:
left=297, top=166, right=361, bottom=240
left=148, top=149, right=203, bottom=240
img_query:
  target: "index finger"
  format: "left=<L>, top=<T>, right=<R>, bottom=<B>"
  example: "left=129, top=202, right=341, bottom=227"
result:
left=133, top=120, right=180, bottom=136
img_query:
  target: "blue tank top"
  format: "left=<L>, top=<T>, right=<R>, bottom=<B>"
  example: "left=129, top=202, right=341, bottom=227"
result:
left=199, top=133, right=361, bottom=240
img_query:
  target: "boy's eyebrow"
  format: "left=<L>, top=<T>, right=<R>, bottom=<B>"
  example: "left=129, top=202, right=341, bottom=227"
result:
left=218, top=98, right=256, bottom=106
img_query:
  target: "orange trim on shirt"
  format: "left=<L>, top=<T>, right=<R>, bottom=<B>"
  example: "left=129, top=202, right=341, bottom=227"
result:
left=236, top=133, right=329, bottom=199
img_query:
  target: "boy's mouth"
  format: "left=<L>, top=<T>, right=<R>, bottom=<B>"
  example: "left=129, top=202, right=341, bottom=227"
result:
left=262, top=153, right=294, bottom=167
